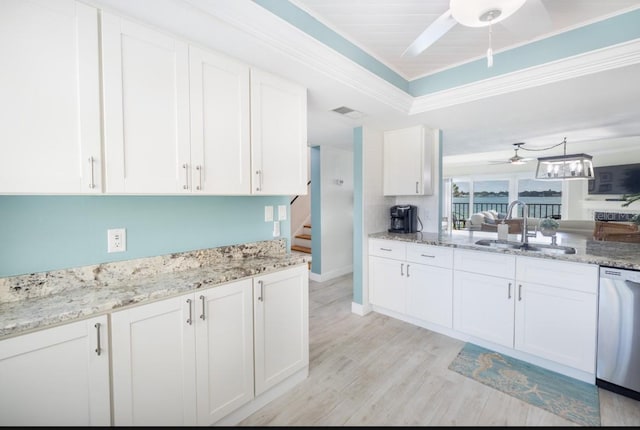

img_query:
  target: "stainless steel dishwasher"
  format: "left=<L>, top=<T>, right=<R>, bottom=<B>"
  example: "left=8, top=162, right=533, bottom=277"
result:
left=596, top=266, right=640, bottom=400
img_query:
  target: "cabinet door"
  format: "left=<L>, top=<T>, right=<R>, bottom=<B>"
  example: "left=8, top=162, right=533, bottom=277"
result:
left=406, top=263, right=453, bottom=328
left=195, top=280, right=254, bottom=425
left=250, top=69, right=307, bottom=195
left=515, top=282, right=597, bottom=373
left=189, top=46, right=251, bottom=195
left=0, top=0, right=101, bottom=193
left=453, top=270, right=514, bottom=348
left=369, top=256, right=406, bottom=314
left=253, top=265, right=309, bottom=395
left=102, top=12, right=190, bottom=193
left=0, top=315, right=110, bottom=426
left=111, top=294, right=197, bottom=426
left=383, top=126, right=433, bottom=196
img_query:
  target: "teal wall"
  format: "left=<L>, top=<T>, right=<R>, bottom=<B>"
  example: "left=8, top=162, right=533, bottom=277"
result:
left=0, top=196, right=290, bottom=277
left=310, top=146, right=321, bottom=274
left=352, top=127, right=363, bottom=305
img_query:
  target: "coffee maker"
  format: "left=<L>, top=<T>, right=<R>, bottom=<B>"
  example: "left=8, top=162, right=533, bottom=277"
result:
left=388, top=205, right=418, bottom=233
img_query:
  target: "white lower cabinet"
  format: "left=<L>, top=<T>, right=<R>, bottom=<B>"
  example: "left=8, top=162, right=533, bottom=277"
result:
left=253, top=265, right=309, bottom=395
left=514, top=256, right=598, bottom=373
left=0, top=316, right=110, bottom=426
left=453, top=249, right=598, bottom=373
left=111, top=265, right=308, bottom=426
left=369, top=239, right=453, bottom=327
left=111, top=278, right=254, bottom=426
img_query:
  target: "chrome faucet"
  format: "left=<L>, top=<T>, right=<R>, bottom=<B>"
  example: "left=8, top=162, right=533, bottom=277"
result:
left=504, top=199, right=535, bottom=245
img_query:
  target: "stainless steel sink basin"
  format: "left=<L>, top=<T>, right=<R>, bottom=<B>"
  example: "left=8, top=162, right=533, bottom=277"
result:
left=474, top=239, right=576, bottom=255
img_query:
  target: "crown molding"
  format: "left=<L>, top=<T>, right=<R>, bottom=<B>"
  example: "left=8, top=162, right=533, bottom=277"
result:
left=186, top=0, right=414, bottom=114
left=411, top=39, right=640, bottom=114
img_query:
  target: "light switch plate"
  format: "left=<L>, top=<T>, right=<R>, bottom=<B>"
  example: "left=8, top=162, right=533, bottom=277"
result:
left=264, top=205, right=273, bottom=222
left=278, top=205, right=287, bottom=221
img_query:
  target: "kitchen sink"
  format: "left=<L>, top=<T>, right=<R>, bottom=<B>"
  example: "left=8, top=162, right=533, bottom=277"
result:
left=474, top=239, right=576, bottom=255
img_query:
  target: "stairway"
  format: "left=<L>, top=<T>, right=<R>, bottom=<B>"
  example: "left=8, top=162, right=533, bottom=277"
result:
left=291, top=224, right=312, bottom=254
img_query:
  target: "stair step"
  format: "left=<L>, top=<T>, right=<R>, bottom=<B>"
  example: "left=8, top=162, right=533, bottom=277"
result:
left=291, top=245, right=311, bottom=254
left=295, top=233, right=311, bottom=240
left=303, top=224, right=311, bottom=229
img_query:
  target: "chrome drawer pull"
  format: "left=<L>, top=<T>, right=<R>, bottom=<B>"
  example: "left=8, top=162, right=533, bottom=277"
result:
left=420, top=254, right=435, bottom=258
left=186, top=298, right=193, bottom=325
left=508, top=282, right=512, bottom=299
left=199, top=295, right=205, bottom=320
left=380, top=248, right=392, bottom=252
left=94, top=322, right=101, bottom=356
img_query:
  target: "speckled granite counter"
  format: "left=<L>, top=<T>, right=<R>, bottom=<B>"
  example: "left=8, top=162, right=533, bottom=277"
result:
left=370, top=230, right=640, bottom=270
left=0, top=239, right=310, bottom=340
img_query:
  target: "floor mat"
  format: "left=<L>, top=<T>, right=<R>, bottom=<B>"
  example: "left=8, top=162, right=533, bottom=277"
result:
left=448, top=343, right=600, bottom=426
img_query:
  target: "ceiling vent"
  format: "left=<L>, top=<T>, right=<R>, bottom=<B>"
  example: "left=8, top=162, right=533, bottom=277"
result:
left=331, top=106, right=365, bottom=119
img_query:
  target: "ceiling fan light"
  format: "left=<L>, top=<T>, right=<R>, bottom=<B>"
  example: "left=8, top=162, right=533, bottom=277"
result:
left=450, top=0, right=526, bottom=27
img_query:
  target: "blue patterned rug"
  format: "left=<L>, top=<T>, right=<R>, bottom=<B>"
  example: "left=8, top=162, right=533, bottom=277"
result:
left=448, top=343, right=600, bottom=426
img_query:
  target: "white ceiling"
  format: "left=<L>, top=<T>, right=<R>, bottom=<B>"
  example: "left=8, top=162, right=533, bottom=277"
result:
left=292, top=0, right=640, bottom=80
left=88, top=0, right=640, bottom=163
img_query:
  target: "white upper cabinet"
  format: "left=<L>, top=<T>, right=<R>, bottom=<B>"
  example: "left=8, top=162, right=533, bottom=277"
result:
left=383, top=125, right=434, bottom=196
left=0, top=0, right=102, bottom=194
left=189, top=47, right=251, bottom=195
left=250, top=69, right=308, bottom=195
left=102, top=12, right=190, bottom=194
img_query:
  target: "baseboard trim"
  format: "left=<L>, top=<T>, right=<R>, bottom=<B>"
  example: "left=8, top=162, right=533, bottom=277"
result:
left=309, top=266, right=353, bottom=283
left=213, top=366, right=309, bottom=426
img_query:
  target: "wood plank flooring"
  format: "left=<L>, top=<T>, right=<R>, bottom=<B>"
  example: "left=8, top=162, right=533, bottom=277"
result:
left=239, top=273, right=640, bottom=426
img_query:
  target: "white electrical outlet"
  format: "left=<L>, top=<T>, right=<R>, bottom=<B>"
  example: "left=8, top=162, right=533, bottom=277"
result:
left=108, top=228, right=126, bottom=253
left=264, top=205, right=274, bottom=222
left=273, top=221, right=280, bottom=237
left=278, top=205, right=287, bottom=221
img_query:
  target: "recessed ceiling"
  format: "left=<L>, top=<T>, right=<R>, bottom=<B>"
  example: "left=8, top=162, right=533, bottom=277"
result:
left=292, top=0, right=640, bottom=80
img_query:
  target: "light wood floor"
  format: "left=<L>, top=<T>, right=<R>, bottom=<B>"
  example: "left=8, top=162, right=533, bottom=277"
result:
left=239, top=273, right=640, bottom=426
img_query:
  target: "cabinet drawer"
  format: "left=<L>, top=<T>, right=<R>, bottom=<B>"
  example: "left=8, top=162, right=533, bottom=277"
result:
left=406, top=243, right=453, bottom=268
left=516, top=256, right=598, bottom=294
left=369, top=239, right=405, bottom=260
left=454, top=249, right=516, bottom=279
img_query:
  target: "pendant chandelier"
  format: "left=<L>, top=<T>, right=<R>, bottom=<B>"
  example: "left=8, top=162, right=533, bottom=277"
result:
left=530, top=137, right=595, bottom=180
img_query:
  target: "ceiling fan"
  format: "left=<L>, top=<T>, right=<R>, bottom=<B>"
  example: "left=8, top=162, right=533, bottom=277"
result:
left=403, top=0, right=551, bottom=60
left=489, top=142, right=536, bottom=165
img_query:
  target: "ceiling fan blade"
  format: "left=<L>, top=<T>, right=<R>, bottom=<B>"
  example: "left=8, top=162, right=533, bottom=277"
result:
left=500, top=0, right=552, bottom=39
left=402, top=9, right=457, bottom=57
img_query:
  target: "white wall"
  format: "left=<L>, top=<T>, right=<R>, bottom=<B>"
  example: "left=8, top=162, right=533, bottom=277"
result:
left=359, top=126, right=395, bottom=312
left=317, top=146, right=354, bottom=281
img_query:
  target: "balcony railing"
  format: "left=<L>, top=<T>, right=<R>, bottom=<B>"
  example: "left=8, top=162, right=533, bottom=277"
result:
left=452, top=202, right=562, bottom=221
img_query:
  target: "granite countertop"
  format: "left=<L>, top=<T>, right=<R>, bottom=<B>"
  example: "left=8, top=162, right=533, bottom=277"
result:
left=0, top=239, right=310, bottom=340
left=369, top=230, right=640, bottom=271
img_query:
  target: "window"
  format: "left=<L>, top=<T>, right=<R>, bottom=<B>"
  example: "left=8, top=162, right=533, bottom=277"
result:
left=517, top=179, right=562, bottom=218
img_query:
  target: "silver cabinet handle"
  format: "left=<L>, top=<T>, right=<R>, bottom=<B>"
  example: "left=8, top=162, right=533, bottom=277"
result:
left=182, top=163, right=189, bottom=190
left=420, top=254, right=435, bottom=258
left=508, top=282, right=512, bottom=299
left=257, top=280, right=264, bottom=302
left=88, top=156, right=95, bottom=189
left=255, top=170, right=262, bottom=191
left=415, top=181, right=419, bottom=194
left=186, top=298, right=193, bottom=325
left=518, top=284, right=522, bottom=301
left=406, top=264, right=410, bottom=277
left=400, top=263, right=404, bottom=276
left=379, top=247, right=392, bottom=252
left=94, top=322, right=102, bottom=356
left=196, top=165, right=202, bottom=191
left=199, top=295, right=205, bottom=320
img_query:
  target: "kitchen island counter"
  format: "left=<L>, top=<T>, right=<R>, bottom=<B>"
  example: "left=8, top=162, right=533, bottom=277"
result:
left=370, top=230, right=640, bottom=271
